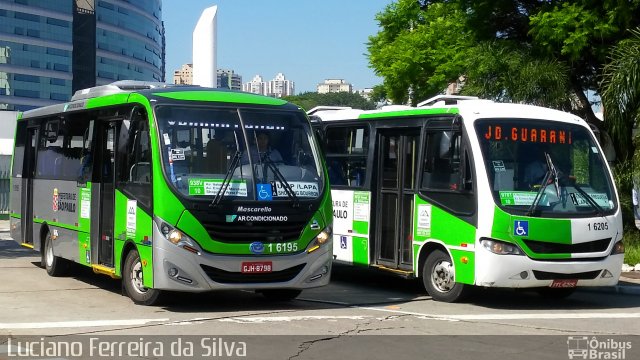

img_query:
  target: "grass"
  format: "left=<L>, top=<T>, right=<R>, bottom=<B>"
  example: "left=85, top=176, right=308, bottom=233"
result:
left=624, top=227, right=640, bottom=265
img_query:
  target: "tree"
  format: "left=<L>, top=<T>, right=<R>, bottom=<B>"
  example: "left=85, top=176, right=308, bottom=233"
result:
left=283, top=92, right=376, bottom=112
left=368, top=0, right=640, bottom=157
left=601, top=29, right=640, bottom=161
left=367, top=1, right=472, bottom=105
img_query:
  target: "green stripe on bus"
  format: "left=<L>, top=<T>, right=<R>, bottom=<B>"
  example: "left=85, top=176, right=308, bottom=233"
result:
left=33, top=218, right=81, bottom=232
left=10, top=213, right=20, bottom=219
left=152, top=91, right=288, bottom=106
left=85, top=93, right=131, bottom=109
left=358, top=107, right=459, bottom=119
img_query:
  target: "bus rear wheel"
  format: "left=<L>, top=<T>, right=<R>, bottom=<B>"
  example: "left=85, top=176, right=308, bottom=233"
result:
left=422, top=249, right=470, bottom=302
left=260, top=289, right=302, bottom=301
left=41, top=232, right=68, bottom=277
left=123, top=249, right=162, bottom=305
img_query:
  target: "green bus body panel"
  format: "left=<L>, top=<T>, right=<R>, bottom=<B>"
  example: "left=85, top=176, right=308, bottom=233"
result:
left=114, top=190, right=154, bottom=287
left=352, top=236, right=369, bottom=267
left=413, top=195, right=476, bottom=284
left=77, top=232, right=91, bottom=267
left=358, top=107, right=459, bottom=119
left=491, top=206, right=572, bottom=259
left=85, top=93, right=131, bottom=109
left=152, top=91, right=288, bottom=106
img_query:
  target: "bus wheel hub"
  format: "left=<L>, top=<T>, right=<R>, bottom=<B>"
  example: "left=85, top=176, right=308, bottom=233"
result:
left=432, top=261, right=454, bottom=292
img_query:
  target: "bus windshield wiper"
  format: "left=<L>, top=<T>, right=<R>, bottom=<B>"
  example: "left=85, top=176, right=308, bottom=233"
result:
left=210, top=150, right=243, bottom=208
left=526, top=152, right=561, bottom=217
left=559, top=173, right=605, bottom=217
left=526, top=169, right=551, bottom=217
left=261, top=153, right=300, bottom=208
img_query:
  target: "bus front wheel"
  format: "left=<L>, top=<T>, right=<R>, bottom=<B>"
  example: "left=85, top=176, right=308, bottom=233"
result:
left=41, top=232, right=68, bottom=277
left=422, top=249, right=469, bottom=302
left=123, top=249, right=162, bottom=305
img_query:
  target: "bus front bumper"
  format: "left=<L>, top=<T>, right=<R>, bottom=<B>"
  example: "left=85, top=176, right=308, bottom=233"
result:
left=474, top=246, right=624, bottom=288
left=151, top=222, right=332, bottom=292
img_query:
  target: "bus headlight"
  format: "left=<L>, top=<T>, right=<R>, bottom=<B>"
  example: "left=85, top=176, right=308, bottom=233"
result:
left=168, top=229, right=182, bottom=245
left=481, top=238, right=524, bottom=256
left=160, top=222, right=202, bottom=255
left=611, top=240, right=625, bottom=255
left=308, top=226, right=332, bottom=253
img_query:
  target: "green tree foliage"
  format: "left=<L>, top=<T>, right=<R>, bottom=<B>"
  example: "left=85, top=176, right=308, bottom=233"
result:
left=283, top=92, right=376, bottom=112
left=367, top=1, right=472, bottom=105
left=462, top=42, right=571, bottom=110
left=601, top=29, right=640, bottom=161
left=368, top=0, right=640, bottom=154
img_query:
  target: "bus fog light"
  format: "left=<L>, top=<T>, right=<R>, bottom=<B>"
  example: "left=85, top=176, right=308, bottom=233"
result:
left=168, top=268, right=178, bottom=277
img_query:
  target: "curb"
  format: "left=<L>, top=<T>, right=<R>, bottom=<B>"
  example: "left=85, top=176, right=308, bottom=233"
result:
left=580, top=283, right=640, bottom=296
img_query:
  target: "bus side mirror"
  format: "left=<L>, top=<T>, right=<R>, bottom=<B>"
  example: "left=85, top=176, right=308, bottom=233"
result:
left=45, top=120, right=59, bottom=142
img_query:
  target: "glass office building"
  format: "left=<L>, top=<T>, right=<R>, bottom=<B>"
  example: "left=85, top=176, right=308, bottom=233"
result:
left=0, top=0, right=164, bottom=111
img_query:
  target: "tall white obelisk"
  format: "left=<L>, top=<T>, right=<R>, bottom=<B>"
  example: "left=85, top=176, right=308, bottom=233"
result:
left=192, top=5, right=217, bottom=87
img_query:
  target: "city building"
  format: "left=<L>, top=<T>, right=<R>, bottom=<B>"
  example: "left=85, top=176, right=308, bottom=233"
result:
left=355, top=88, right=373, bottom=100
left=192, top=5, right=216, bottom=88
left=217, top=68, right=241, bottom=90
left=317, top=79, right=352, bottom=94
left=267, top=72, right=294, bottom=98
left=0, top=0, right=165, bottom=111
left=173, top=63, right=192, bottom=85
left=243, top=73, right=294, bottom=97
left=242, top=74, right=266, bottom=96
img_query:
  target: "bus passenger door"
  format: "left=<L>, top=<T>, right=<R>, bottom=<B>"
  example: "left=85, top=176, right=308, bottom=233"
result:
left=374, top=129, right=420, bottom=270
left=20, top=127, right=38, bottom=245
left=92, top=121, right=117, bottom=267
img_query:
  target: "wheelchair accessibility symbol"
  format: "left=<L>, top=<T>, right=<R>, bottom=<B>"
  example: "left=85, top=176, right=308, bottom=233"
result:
left=256, top=184, right=273, bottom=201
left=514, top=220, right=529, bottom=236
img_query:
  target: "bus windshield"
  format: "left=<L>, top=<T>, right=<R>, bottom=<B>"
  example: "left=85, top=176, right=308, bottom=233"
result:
left=155, top=105, right=324, bottom=201
left=475, top=119, right=616, bottom=216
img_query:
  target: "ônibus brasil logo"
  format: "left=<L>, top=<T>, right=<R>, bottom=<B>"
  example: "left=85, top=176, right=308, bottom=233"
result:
left=567, top=336, right=632, bottom=359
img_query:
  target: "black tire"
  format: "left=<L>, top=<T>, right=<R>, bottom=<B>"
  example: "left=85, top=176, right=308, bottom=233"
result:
left=260, top=289, right=302, bottom=301
left=41, top=232, right=68, bottom=277
left=536, top=287, right=576, bottom=299
left=123, top=249, right=162, bottom=305
left=422, top=249, right=470, bottom=302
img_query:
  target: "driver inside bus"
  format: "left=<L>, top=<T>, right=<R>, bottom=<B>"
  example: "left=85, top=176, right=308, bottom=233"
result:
left=241, top=131, right=283, bottom=164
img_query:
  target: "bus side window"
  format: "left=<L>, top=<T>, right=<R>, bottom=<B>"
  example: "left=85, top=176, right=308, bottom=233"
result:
left=421, top=131, right=461, bottom=191
left=116, top=109, right=151, bottom=208
left=325, top=126, right=368, bottom=187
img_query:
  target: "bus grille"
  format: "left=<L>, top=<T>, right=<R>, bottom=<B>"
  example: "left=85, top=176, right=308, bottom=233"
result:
left=200, top=264, right=305, bottom=284
left=201, top=221, right=307, bottom=243
left=523, top=238, right=611, bottom=254
left=532, top=270, right=601, bottom=280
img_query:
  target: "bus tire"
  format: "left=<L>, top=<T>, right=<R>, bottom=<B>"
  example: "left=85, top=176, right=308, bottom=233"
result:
left=260, top=289, right=302, bottom=301
left=42, top=232, right=68, bottom=277
left=123, top=249, right=162, bottom=305
left=422, top=249, right=469, bottom=302
left=536, top=287, right=575, bottom=299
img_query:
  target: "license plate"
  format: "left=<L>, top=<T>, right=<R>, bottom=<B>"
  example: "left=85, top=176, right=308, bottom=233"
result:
left=549, top=279, right=578, bottom=288
left=241, top=261, right=273, bottom=274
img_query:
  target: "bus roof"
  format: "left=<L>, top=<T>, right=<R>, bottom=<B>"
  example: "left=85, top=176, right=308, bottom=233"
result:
left=20, top=80, right=300, bottom=120
left=310, top=95, right=585, bottom=126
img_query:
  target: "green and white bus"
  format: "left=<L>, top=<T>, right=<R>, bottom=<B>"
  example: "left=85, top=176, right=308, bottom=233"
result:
left=10, top=81, right=333, bottom=305
left=310, top=95, right=624, bottom=302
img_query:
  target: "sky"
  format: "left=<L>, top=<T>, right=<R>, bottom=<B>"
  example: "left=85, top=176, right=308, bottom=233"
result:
left=162, top=0, right=395, bottom=93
